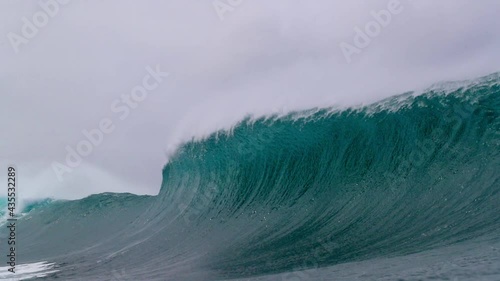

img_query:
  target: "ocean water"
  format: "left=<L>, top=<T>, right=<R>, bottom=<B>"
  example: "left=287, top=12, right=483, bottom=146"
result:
left=1, top=73, right=499, bottom=280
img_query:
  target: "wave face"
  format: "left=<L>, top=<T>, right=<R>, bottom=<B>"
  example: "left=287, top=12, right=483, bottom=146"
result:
left=9, top=73, right=500, bottom=280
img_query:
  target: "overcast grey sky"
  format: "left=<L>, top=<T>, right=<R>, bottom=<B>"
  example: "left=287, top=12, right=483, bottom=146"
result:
left=1, top=0, right=499, bottom=200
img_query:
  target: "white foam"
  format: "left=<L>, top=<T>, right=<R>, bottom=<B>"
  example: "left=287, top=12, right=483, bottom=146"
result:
left=0, top=261, right=59, bottom=280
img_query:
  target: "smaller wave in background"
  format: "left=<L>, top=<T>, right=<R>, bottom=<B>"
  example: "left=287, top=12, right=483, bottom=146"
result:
left=0, top=198, right=56, bottom=226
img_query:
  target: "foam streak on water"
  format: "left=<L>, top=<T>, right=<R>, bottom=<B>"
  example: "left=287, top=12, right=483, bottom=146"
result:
left=0, top=262, right=58, bottom=281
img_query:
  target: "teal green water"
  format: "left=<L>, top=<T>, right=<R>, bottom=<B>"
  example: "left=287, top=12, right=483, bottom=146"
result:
left=4, top=73, right=500, bottom=280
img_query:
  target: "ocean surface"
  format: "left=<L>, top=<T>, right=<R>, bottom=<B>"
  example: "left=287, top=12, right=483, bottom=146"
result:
left=1, top=73, right=499, bottom=280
